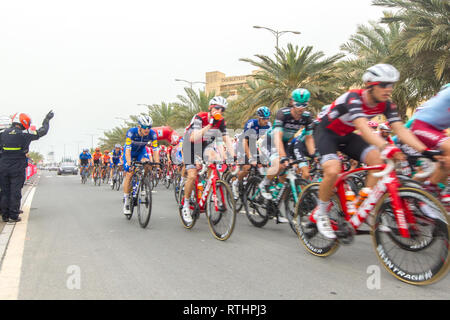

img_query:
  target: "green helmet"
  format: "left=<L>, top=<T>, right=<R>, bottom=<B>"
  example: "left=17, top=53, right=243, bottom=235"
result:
left=291, top=88, right=311, bottom=104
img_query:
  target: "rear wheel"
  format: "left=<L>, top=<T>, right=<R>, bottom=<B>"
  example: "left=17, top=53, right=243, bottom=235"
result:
left=372, top=187, right=450, bottom=285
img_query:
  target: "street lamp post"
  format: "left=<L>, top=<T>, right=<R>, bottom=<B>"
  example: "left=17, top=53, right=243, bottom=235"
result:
left=175, top=79, right=206, bottom=90
left=253, top=25, right=301, bottom=48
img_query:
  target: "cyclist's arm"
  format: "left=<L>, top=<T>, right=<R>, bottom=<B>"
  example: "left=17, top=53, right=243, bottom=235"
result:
left=305, top=135, right=315, bottom=156
left=391, top=122, right=426, bottom=153
left=273, top=129, right=287, bottom=158
left=125, top=148, right=132, bottom=165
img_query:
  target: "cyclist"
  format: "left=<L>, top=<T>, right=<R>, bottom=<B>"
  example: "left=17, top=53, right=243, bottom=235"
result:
left=232, top=106, right=272, bottom=199
left=122, top=115, right=159, bottom=215
left=409, top=84, right=450, bottom=203
left=78, top=148, right=92, bottom=178
left=110, top=144, right=123, bottom=185
left=315, top=63, right=432, bottom=239
left=92, top=148, right=103, bottom=179
left=378, top=122, right=394, bottom=144
left=258, top=89, right=316, bottom=199
left=101, top=150, right=111, bottom=180
left=181, top=96, right=235, bottom=223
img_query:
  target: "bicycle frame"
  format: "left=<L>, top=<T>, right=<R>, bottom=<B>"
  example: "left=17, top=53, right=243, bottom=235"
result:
left=195, top=164, right=227, bottom=212
left=310, top=164, right=415, bottom=239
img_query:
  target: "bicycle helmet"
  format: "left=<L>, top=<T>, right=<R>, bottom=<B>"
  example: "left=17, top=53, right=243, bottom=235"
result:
left=104, top=150, right=109, bottom=154
left=379, top=123, right=391, bottom=132
left=114, top=144, right=121, bottom=148
left=83, top=148, right=89, bottom=152
left=209, top=96, right=228, bottom=109
left=256, top=106, right=271, bottom=119
left=291, top=88, right=311, bottom=104
left=137, top=114, right=153, bottom=127
left=362, top=64, right=400, bottom=85
left=11, top=113, right=32, bottom=130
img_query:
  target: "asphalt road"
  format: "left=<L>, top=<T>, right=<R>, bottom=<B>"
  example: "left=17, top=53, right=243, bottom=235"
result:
left=11, top=171, right=450, bottom=299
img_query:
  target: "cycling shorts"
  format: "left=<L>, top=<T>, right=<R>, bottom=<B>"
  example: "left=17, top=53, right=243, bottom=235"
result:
left=316, top=125, right=376, bottom=165
left=411, top=119, right=449, bottom=149
left=123, top=147, right=150, bottom=171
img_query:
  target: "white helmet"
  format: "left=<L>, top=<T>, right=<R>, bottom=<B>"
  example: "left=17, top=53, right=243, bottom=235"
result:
left=209, top=96, right=228, bottom=109
left=137, top=114, right=153, bottom=127
left=362, top=64, right=400, bottom=84
left=379, top=123, right=391, bottom=132
left=0, top=115, right=12, bottom=131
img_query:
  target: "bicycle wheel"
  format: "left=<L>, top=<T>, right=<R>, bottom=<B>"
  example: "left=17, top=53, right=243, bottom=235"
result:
left=243, top=176, right=269, bottom=228
left=284, top=178, right=310, bottom=235
left=206, top=180, right=236, bottom=241
left=137, top=177, right=152, bottom=228
left=372, top=187, right=450, bottom=285
left=293, top=183, right=340, bottom=257
left=178, top=183, right=199, bottom=229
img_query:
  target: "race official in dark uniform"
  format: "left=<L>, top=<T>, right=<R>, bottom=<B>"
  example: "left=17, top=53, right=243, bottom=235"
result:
left=0, top=111, right=54, bottom=222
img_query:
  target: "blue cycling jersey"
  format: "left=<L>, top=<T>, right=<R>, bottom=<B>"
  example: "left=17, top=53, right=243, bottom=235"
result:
left=242, top=119, right=272, bottom=140
left=79, top=152, right=92, bottom=160
left=111, top=149, right=122, bottom=160
left=124, top=127, right=158, bottom=156
left=413, top=87, right=450, bottom=130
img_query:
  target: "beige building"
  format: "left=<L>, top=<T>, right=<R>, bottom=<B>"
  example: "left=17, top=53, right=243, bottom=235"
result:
left=205, top=70, right=259, bottom=100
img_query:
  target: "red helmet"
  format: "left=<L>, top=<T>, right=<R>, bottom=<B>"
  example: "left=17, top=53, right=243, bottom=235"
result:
left=11, top=113, right=32, bottom=130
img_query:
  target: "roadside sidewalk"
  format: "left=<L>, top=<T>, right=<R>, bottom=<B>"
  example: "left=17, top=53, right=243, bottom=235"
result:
left=0, top=173, right=39, bottom=266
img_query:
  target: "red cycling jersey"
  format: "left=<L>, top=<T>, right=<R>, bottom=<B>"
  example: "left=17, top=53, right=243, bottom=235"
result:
left=185, top=112, right=227, bottom=143
left=321, top=89, right=401, bottom=136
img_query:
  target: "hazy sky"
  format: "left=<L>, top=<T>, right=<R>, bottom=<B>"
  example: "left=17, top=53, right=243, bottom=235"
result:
left=0, top=0, right=385, bottom=161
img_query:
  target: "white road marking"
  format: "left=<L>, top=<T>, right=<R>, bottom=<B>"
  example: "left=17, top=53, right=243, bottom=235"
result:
left=0, top=187, right=36, bottom=300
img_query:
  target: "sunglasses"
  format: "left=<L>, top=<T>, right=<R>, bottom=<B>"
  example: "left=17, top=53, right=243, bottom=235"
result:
left=376, top=82, right=394, bottom=89
left=140, top=125, right=151, bottom=130
left=293, top=102, right=308, bottom=109
left=212, top=106, right=225, bottom=112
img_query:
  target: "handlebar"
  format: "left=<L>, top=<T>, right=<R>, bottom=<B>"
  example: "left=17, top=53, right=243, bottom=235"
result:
left=414, top=158, right=436, bottom=179
left=372, top=160, right=394, bottom=178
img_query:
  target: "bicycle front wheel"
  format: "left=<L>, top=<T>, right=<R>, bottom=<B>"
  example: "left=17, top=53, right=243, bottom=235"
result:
left=206, top=180, right=236, bottom=241
left=137, top=177, right=153, bottom=228
left=372, top=187, right=450, bottom=285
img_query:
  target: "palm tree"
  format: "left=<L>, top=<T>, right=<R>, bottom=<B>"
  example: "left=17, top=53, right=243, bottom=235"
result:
left=237, top=44, right=343, bottom=123
left=98, top=126, right=130, bottom=150
left=172, top=87, right=217, bottom=128
left=146, top=102, right=177, bottom=127
left=373, top=0, right=450, bottom=85
left=339, top=15, right=402, bottom=87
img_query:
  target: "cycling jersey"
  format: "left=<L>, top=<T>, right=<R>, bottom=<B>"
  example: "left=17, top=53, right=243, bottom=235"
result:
left=272, top=108, right=314, bottom=143
left=79, top=152, right=92, bottom=166
left=413, top=87, right=450, bottom=131
left=238, top=119, right=271, bottom=163
left=79, top=152, right=92, bottom=160
left=111, top=149, right=122, bottom=165
left=185, top=112, right=227, bottom=143
left=102, top=154, right=111, bottom=165
left=321, top=89, right=401, bottom=136
left=124, top=127, right=158, bottom=156
left=92, top=152, right=102, bottom=162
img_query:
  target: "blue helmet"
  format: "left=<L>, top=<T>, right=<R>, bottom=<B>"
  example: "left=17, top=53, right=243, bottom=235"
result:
left=256, top=106, right=271, bottom=119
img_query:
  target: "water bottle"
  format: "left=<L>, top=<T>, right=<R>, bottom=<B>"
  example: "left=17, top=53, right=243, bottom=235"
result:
left=355, top=187, right=371, bottom=208
left=197, top=182, right=204, bottom=200
left=345, top=190, right=357, bottom=215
